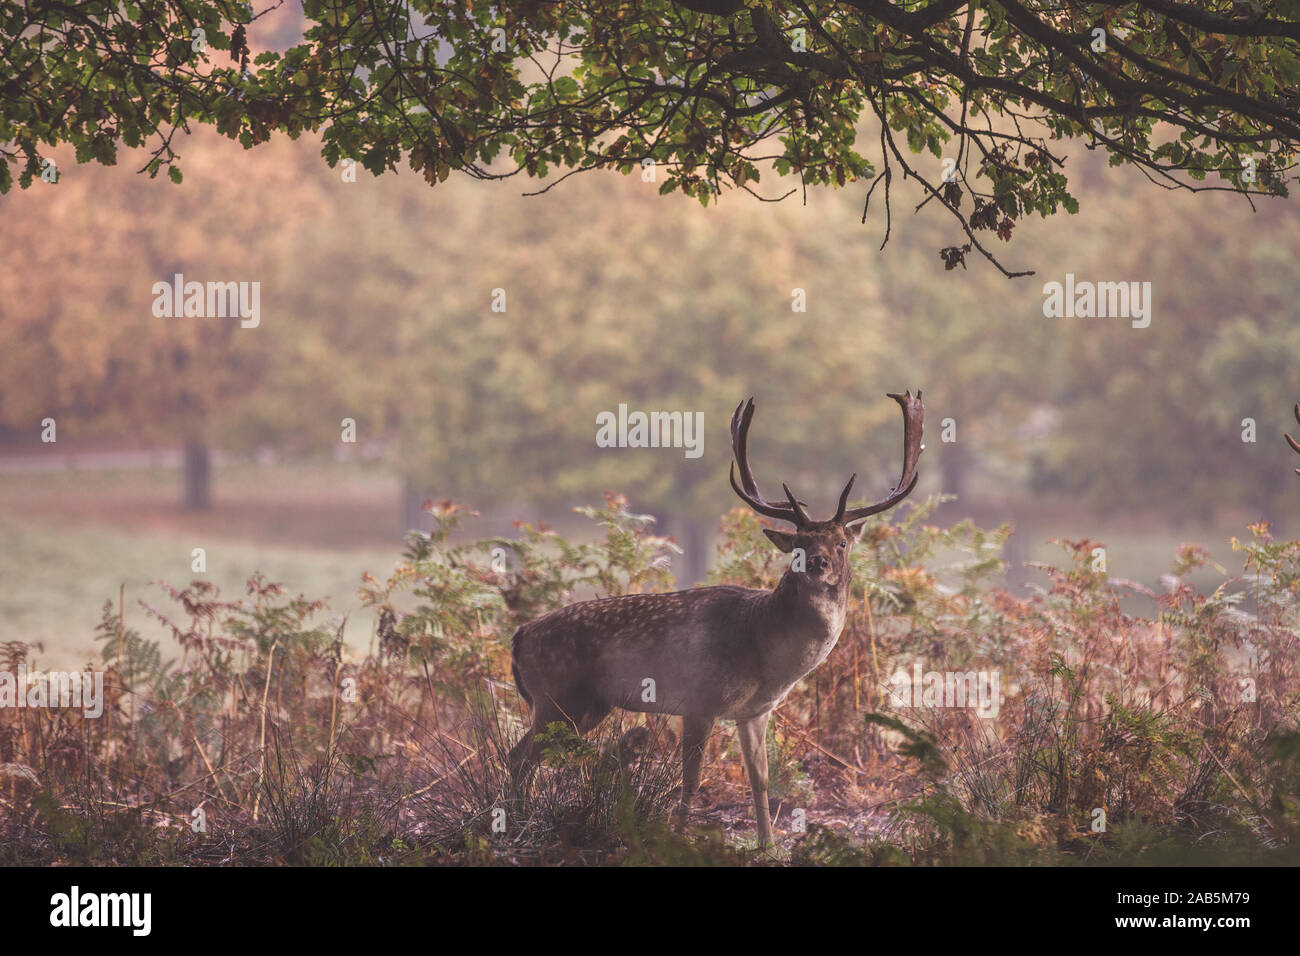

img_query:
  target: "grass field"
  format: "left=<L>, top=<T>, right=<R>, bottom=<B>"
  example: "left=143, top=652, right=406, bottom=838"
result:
left=0, top=455, right=1291, bottom=866
left=0, top=458, right=404, bottom=669
left=0, top=455, right=1259, bottom=670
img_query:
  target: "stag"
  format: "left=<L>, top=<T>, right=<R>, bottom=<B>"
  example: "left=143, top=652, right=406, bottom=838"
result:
left=509, top=391, right=924, bottom=845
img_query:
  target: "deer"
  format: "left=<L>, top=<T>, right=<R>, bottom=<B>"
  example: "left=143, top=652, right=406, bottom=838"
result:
left=508, top=390, right=924, bottom=846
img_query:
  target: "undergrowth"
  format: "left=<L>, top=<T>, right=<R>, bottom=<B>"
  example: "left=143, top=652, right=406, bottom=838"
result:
left=1, top=496, right=1297, bottom=866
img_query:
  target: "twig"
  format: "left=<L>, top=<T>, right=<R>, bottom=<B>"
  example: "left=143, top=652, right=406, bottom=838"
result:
left=773, top=712, right=869, bottom=778
left=251, top=639, right=279, bottom=823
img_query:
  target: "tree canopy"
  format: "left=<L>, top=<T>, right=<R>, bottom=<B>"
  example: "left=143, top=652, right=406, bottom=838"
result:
left=4, top=1, right=1298, bottom=273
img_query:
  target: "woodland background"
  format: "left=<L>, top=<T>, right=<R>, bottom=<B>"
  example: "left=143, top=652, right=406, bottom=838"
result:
left=2, top=107, right=1298, bottom=669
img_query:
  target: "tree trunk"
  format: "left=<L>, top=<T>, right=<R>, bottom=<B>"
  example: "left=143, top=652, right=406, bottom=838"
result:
left=664, top=514, right=710, bottom=588
left=940, top=438, right=970, bottom=501
left=182, top=440, right=211, bottom=511
left=1003, top=522, right=1028, bottom=593
left=399, top=476, right=429, bottom=537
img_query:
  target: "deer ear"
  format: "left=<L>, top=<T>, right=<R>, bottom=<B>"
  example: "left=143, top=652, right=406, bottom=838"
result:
left=847, top=521, right=870, bottom=543
left=763, top=529, right=798, bottom=553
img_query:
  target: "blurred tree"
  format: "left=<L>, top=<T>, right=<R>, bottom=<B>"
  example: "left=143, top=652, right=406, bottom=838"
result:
left=0, top=135, right=329, bottom=508
left=1036, top=193, right=1300, bottom=522
left=271, top=162, right=910, bottom=578
left=4, top=115, right=1299, bottom=549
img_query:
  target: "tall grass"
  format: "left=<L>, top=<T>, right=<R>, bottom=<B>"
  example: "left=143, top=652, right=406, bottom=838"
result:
left=1, top=497, right=1297, bottom=865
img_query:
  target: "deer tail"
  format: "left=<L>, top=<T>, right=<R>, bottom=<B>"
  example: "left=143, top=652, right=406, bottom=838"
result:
left=510, top=628, right=532, bottom=708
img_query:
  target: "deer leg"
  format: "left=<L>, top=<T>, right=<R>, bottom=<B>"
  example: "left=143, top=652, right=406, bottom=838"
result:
left=737, top=711, right=773, bottom=847
left=574, top=704, right=612, bottom=735
left=674, top=714, right=714, bottom=829
left=508, top=699, right=566, bottom=789
left=507, top=725, right=539, bottom=791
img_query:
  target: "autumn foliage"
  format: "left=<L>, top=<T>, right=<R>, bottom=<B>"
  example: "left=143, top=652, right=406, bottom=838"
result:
left=1, top=495, right=1297, bottom=865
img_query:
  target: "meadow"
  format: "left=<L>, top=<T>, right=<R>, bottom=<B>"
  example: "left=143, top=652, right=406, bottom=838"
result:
left=1, top=457, right=1295, bottom=865
left=0, top=456, right=1248, bottom=670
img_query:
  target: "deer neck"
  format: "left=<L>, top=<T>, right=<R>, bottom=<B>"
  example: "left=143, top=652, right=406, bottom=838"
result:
left=757, top=570, right=850, bottom=664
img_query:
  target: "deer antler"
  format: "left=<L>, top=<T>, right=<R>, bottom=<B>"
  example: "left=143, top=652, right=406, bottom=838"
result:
left=1287, top=404, right=1300, bottom=476
left=729, top=397, right=809, bottom=526
left=838, top=390, right=925, bottom=526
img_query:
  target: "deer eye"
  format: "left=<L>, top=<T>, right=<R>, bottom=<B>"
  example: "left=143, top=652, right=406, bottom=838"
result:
left=837, top=541, right=847, bottom=550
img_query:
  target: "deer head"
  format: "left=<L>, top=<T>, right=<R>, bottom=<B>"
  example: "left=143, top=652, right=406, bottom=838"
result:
left=729, top=391, right=925, bottom=590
